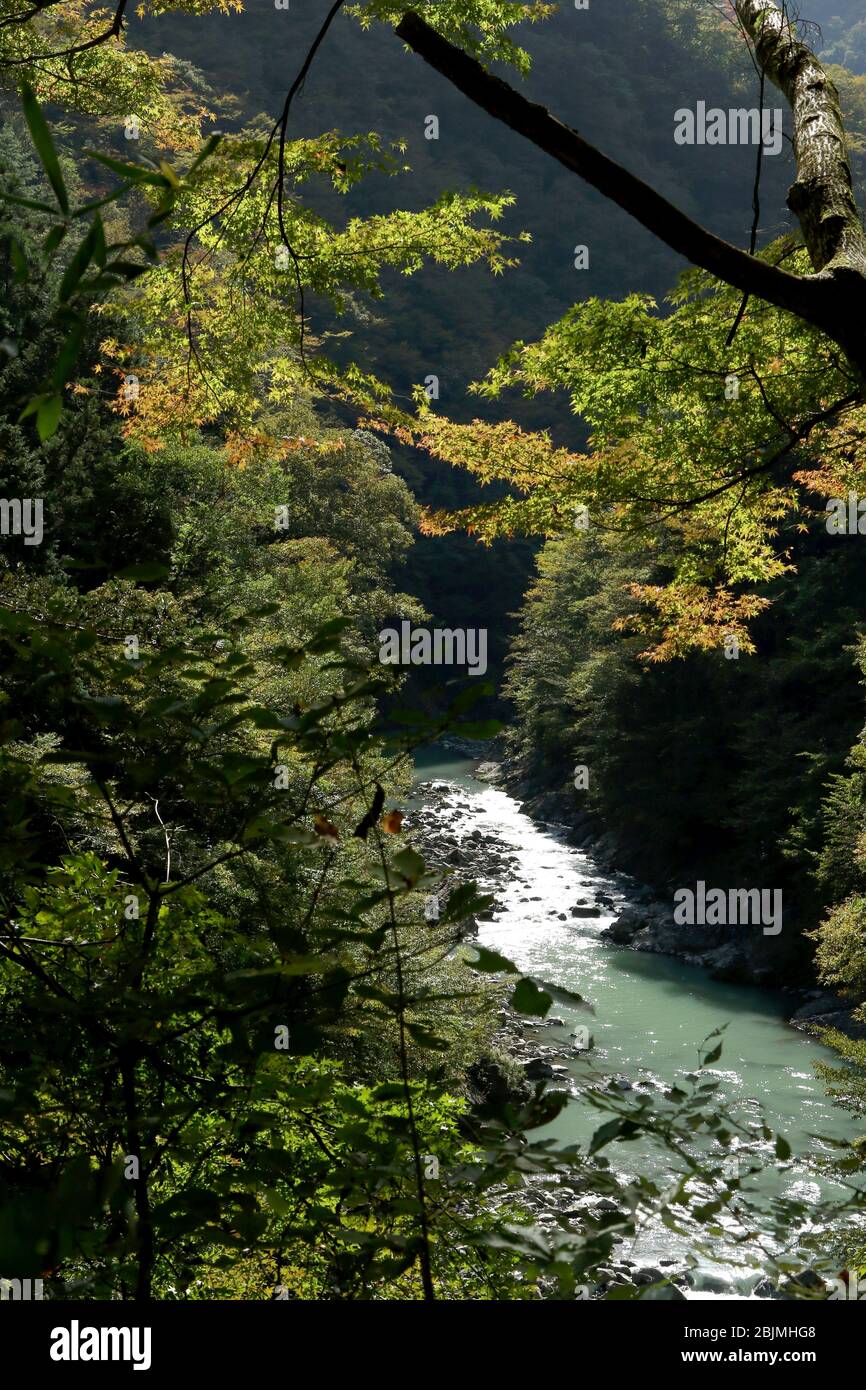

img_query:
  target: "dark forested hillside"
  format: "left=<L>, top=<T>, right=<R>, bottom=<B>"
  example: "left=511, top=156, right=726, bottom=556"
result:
left=131, top=0, right=866, bottom=695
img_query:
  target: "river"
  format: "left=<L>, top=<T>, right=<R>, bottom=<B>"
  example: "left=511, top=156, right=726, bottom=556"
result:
left=413, top=747, right=865, bottom=1296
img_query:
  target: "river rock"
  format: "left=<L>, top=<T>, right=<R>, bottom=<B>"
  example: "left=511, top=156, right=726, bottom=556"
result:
left=701, top=942, right=751, bottom=983
left=467, top=1055, right=531, bottom=1105
left=594, top=1198, right=623, bottom=1214
left=605, top=905, right=648, bottom=943
left=779, top=1269, right=825, bottom=1297
left=789, top=992, right=866, bottom=1040
left=693, top=1272, right=735, bottom=1295
left=790, top=990, right=846, bottom=1020
left=524, top=1058, right=556, bottom=1080
left=752, top=1276, right=785, bottom=1300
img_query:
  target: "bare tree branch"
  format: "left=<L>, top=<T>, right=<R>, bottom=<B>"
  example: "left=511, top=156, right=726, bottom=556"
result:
left=394, top=7, right=866, bottom=378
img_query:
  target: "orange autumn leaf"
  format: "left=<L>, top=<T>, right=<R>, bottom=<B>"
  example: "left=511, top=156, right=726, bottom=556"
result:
left=314, top=814, right=339, bottom=841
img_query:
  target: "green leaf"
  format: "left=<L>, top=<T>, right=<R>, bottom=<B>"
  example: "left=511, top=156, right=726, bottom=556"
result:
left=92, top=212, right=107, bottom=270
left=540, top=981, right=587, bottom=1008
left=449, top=681, right=492, bottom=714
left=104, top=259, right=150, bottom=281
left=370, top=1083, right=408, bottom=1102
left=50, top=320, right=87, bottom=391
left=457, top=719, right=502, bottom=739
left=464, top=945, right=518, bottom=974
left=43, top=224, right=67, bottom=257
left=59, top=223, right=98, bottom=303
left=694, top=1199, right=724, bottom=1221
left=405, top=1021, right=449, bottom=1051
left=36, top=394, right=62, bottom=441
left=0, top=191, right=55, bottom=213
left=510, top=976, right=552, bottom=1017
left=84, top=150, right=170, bottom=187
left=9, top=236, right=28, bottom=284
left=588, top=1118, right=626, bottom=1155
left=224, top=956, right=333, bottom=982
left=438, top=881, right=494, bottom=922
left=72, top=185, right=135, bottom=217
left=187, top=132, right=223, bottom=175
left=22, top=83, right=69, bottom=214
left=391, top=846, right=426, bottom=885
left=147, top=201, right=176, bottom=230
left=251, top=823, right=319, bottom=846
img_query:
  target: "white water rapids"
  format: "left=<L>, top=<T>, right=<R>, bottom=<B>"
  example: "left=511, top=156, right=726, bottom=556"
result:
left=414, top=748, right=865, bottom=1297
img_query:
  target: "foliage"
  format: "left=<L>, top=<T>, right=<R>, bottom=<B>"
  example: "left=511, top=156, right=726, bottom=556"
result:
left=364, top=248, right=866, bottom=659
left=355, top=0, right=555, bottom=73
left=811, top=648, right=866, bottom=1019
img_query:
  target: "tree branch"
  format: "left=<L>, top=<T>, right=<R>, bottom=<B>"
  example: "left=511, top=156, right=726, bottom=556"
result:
left=0, top=0, right=128, bottom=67
left=396, top=16, right=809, bottom=303
left=393, top=8, right=866, bottom=377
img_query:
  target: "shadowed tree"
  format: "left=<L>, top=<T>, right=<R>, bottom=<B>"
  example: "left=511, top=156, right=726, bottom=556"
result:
left=394, top=1, right=866, bottom=376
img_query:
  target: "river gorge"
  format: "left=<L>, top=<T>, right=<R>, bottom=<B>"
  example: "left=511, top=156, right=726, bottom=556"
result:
left=412, top=747, right=866, bottom=1298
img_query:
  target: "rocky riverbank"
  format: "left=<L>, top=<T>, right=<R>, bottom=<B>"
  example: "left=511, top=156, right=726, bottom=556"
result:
left=494, top=759, right=866, bottom=1044
left=409, top=767, right=841, bottom=1300
left=410, top=777, right=578, bottom=1102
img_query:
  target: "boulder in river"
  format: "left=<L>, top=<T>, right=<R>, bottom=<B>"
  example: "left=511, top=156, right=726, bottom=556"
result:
left=701, top=942, right=751, bottom=983
left=605, top=905, right=648, bottom=943
left=523, top=1058, right=556, bottom=1080
left=752, top=1276, right=785, bottom=1300
left=467, top=1055, right=531, bottom=1105
left=788, top=991, right=866, bottom=1041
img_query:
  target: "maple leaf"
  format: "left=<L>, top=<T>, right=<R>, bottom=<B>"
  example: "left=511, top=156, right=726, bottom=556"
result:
left=313, top=814, right=339, bottom=842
